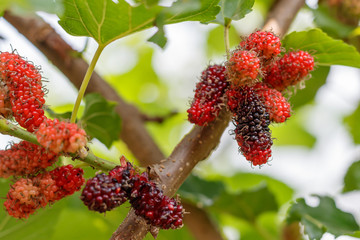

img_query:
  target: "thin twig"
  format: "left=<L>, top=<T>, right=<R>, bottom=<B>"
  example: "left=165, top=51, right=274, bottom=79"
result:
left=0, top=117, right=117, bottom=171
left=140, top=111, right=178, bottom=123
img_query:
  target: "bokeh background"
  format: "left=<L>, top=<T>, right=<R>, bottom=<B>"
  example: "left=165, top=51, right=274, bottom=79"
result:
left=0, top=0, right=360, bottom=239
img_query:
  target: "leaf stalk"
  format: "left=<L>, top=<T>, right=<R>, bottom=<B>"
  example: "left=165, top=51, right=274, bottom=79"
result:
left=71, top=44, right=105, bottom=123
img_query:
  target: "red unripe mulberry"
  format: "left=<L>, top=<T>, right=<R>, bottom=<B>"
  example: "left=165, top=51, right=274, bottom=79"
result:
left=240, top=31, right=281, bottom=60
left=264, top=50, right=314, bottom=91
left=50, top=165, right=85, bottom=200
left=226, top=50, right=260, bottom=86
left=0, top=141, right=58, bottom=178
left=253, top=83, right=291, bottom=123
left=36, top=118, right=87, bottom=154
left=187, top=65, right=228, bottom=126
left=0, top=52, right=46, bottom=132
left=4, top=165, right=84, bottom=219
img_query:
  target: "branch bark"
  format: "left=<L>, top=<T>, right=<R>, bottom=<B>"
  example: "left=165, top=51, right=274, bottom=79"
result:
left=263, top=0, right=306, bottom=37
left=182, top=202, right=224, bottom=240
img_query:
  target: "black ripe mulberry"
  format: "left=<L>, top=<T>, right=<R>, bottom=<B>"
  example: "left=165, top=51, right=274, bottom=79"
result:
left=233, top=87, right=272, bottom=166
left=81, top=173, right=127, bottom=213
left=128, top=173, right=184, bottom=229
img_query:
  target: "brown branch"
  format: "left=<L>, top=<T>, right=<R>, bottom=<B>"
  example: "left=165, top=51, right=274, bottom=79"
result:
left=140, top=111, right=178, bottom=123
left=263, top=0, right=306, bottom=37
left=282, top=222, right=302, bottom=240
left=3, top=11, right=163, bottom=167
left=182, top=202, right=224, bottom=240
left=110, top=0, right=306, bottom=239
left=3, top=11, right=226, bottom=240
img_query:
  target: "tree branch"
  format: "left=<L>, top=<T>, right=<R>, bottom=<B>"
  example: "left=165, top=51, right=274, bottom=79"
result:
left=111, top=0, right=306, bottom=239
left=263, top=0, right=306, bottom=37
left=182, top=202, right=225, bottom=240
left=3, top=11, right=163, bottom=167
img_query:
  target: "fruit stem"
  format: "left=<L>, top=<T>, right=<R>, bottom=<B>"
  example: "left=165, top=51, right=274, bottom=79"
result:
left=0, top=117, right=38, bottom=145
left=0, top=117, right=116, bottom=171
left=70, top=44, right=105, bottom=123
left=80, top=150, right=117, bottom=171
left=224, top=19, right=232, bottom=60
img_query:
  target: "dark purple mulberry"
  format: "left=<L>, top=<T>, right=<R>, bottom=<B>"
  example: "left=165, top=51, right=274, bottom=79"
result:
left=232, top=86, right=273, bottom=166
left=128, top=173, right=184, bottom=229
left=80, top=173, right=127, bottom=213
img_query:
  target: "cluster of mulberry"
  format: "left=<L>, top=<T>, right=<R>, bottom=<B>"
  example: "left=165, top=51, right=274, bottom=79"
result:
left=0, top=51, right=184, bottom=231
left=187, top=30, right=314, bottom=166
left=81, top=156, right=184, bottom=230
left=0, top=52, right=88, bottom=219
left=0, top=52, right=88, bottom=154
left=4, top=165, right=84, bottom=219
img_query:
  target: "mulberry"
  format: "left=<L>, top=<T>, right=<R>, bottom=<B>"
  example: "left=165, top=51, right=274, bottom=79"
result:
left=36, top=118, right=87, bottom=154
left=264, top=50, right=314, bottom=91
left=240, top=31, right=281, bottom=60
left=128, top=173, right=184, bottom=229
left=226, top=50, right=260, bottom=86
left=253, top=83, right=291, bottom=123
left=233, top=87, right=272, bottom=166
left=0, top=52, right=46, bottom=132
left=0, top=141, right=58, bottom=178
left=81, top=173, right=127, bottom=213
left=187, top=65, right=228, bottom=126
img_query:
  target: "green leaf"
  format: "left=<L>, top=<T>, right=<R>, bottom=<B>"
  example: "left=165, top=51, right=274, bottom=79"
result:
left=343, top=160, right=360, bottom=193
left=312, top=3, right=356, bottom=39
left=58, top=0, right=220, bottom=46
left=147, top=12, right=167, bottom=48
left=282, top=28, right=360, bottom=68
left=289, top=66, right=330, bottom=109
left=165, top=0, right=220, bottom=24
left=223, top=173, right=294, bottom=206
left=178, top=174, right=225, bottom=206
left=81, top=93, right=121, bottom=148
left=287, top=195, right=360, bottom=239
left=211, top=184, right=278, bottom=221
left=344, top=102, right=360, bottom=144
left=215, top=0, right=255, bottom=24
left=46, top=108, right=72, bottom=121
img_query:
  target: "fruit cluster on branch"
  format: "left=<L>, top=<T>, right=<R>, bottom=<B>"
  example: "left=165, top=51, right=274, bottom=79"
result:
left=0, top=51, right=185, bottom=229
left=81, top=156, right=184, bottom=230
left=4, top=165, right=84, bottom=218
left=0, top=52, right=87, bottom=218
left=187, top=30, right=314, bottom=166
